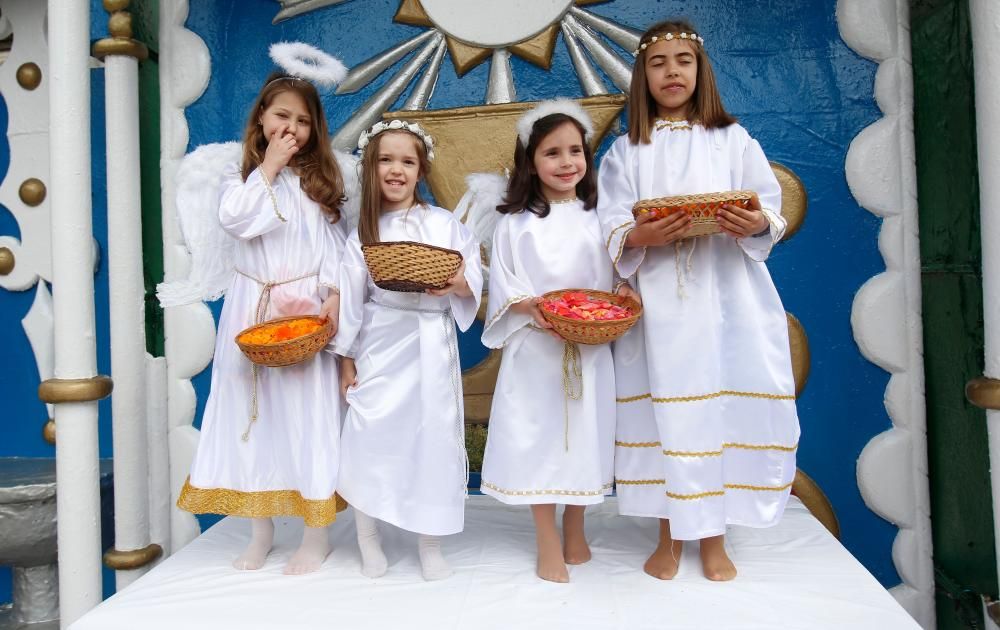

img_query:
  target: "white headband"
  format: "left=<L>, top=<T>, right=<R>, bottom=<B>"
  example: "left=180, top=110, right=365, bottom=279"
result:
left=633, top=32, right=705, bottom=56
left=515, top=98, right=594, bottom=147
left=357, top=119, right=436, bottom=161
left=268, top=42, right=347, bottom=89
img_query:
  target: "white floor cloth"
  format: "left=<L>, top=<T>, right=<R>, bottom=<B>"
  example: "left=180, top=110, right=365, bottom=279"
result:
left=71, top=496, right=918, bottom=629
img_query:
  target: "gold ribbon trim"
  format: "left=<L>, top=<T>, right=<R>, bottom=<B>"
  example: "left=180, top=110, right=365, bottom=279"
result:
left=617, top=390, right=795, bottom=404
left=177, top=478, right=347, bottom=528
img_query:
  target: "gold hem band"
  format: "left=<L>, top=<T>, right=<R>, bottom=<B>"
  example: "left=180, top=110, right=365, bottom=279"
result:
left=481, top=479, right=613, bottom=497
left=616, top=390, right=795, bottom=404
left=177, top=478, right=347, bottom=528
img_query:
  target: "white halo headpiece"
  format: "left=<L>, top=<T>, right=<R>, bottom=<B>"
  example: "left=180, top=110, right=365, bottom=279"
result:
left=515, top=98, right=594, bottom=147
left=357, top=119, right=436, bottom=161
left=268, top=42, right=347, bottom=88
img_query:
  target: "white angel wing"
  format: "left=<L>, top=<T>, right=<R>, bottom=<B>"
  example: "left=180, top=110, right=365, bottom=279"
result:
left=156, top=141, right=242, bottom=307
left=455, top=172, right=508, bottom=267
left=334, top=148, right=362, bottom=231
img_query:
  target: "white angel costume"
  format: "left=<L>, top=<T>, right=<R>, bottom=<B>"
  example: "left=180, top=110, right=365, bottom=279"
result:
left=479, top=200, right=616, bottom=505
left=165, top=150, right=350, bottom=528
left=598, top=121, right=800, bottom=541
left=334, top=204, right=483, bottom=536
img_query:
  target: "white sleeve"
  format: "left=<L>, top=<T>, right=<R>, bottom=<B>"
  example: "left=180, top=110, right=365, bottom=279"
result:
left=480, top=216, right=534, bottom=349
left=218, top=165, right=289, bottom=240
left=735, top=138, right=785, bottom=262
left=597, top=138, right=645, bottom=278
left=447, top=215, right=484, bottom=333
left=332, top=230, right=367, bottom=358
left=319, top=218, right=348, bottom=300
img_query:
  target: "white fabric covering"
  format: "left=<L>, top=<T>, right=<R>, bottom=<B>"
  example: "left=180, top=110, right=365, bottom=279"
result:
left=71, top=496, right=918, bottom=630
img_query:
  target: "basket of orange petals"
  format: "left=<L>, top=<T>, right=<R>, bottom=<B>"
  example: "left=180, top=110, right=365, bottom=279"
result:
left=361, top=241, right=463, bottom=293
left=632, top=190, right=756, bottom=237
left=236, top=315, right=334, bottom=367
left=539, top=289, right=642, bottom=345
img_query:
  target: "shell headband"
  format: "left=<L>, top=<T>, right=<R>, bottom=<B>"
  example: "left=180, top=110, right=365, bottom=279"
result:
left=633, top=32, right=705, bottom=56
left=357, top=119, right=436, bottom=161
left=515, top=98, right=594, bottom=147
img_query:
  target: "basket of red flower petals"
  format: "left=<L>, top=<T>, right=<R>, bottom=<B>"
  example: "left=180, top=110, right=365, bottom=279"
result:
left=539, top=289, right=641, bottom=345
left=236, top=315, right=334, bottom=367
left=633, top=190, right=756, bottom=237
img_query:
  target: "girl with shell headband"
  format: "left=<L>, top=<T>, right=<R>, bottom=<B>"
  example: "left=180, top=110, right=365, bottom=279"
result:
left=333, top=119, right=483, bottom=581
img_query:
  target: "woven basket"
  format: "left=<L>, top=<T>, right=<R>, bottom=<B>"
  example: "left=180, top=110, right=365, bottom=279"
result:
left=540, top=289, right=642, bottom=345
left=632, top=190, right=756, bottom=237
left=236, top=315, right=334, bottom=368
left=362, top=241, right=463, bottom=293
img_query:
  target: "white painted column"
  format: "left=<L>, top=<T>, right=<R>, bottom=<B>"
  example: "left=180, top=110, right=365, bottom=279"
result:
left=969, top=0, right=1000, bottom=588
left=46, top=0, right=103, bottom=626
left=102, top=51, right=154, bottom=589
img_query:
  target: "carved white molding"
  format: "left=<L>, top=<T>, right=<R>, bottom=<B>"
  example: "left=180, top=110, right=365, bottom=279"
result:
left=159, top=0, right=213, bottom=553
left=22, top=282, right=54, bottom=418
left=838, top=0, right=933, bottom=626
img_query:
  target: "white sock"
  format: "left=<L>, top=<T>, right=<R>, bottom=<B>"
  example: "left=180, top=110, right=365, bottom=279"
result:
left=283, top=525, right=331, bottom=575
left=418, top=535, right=453, bottom=581
left=233, top=518, right=274, bottom=570
left=354, top=510, right=388, bottom=578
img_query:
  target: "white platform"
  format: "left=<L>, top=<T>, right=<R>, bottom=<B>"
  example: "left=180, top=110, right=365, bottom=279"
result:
left=71, top=496, right=919, bottom=629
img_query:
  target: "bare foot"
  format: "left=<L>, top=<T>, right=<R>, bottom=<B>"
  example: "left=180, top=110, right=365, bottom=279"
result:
left=234, top=518, right=274, bottom=570
left=283, top=525, right=331, bottom=575
left=700, top=535, right=737, bottom=581
left=532, top=504, right=569, bottom=583
left=643, top=519, right=682, bottom=580
left=562, top=505, right=591, bottom=565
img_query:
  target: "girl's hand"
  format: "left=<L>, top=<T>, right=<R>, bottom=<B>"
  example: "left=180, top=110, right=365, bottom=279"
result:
left=339, top=357, right=357, bottom=398
left=319, top=293, right=340, bottom=336
left=510, top=297, right=562, bottom=341
left=625, top=211, right=692, bottom=247
left=427, top=261, right=473, bottom=298
left=261, top=124, right=298, bottom=181
left=717, top=195, right=769, bottom=238
left=616, top=283, right=642, bottom=307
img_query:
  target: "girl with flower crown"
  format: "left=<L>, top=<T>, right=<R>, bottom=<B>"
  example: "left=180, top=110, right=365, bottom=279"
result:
left=175, top=70, right=348, bottom=575
left=479, top=100, right=639, bottom=583
left=597, top=19, right=800, bottom=581
left=333, top=119, right=483, bottom=581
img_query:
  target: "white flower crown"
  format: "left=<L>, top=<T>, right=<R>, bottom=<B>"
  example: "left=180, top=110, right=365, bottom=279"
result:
left=633, top=32, right=705, bottom=56
left=516, top=98, right=594, bottom=147
left=268, top=42, right=347, bottom=89
left=357, top=119, right=436, bottom=161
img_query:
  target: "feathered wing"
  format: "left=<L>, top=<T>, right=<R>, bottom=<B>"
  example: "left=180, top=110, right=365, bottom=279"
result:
left=156, top=141, right=243, bottom=307
left=455, top=172, right=508, bottom=283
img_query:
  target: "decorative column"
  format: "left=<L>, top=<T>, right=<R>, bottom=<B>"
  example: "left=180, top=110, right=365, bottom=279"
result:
left=43, top=0, right=110, bottom=626
left=967, top=0, right=1000, bottom=604
left=92, top=0, right=162, bottom=589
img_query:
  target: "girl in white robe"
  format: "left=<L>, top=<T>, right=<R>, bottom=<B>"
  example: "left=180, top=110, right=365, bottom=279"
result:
left=598, top=20, right=800, bottom=581
left=334, top=120, right=483, bottom=581
left=480, top=100, right=639, bottom=583
left=177, top=74, right=349, bottom=575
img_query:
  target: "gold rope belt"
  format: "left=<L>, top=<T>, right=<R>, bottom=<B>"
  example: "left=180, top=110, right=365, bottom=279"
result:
left=235, top=269, right=319, bottom=442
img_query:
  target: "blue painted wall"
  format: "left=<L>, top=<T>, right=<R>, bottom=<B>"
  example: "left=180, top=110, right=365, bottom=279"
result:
left=0, top=0, right=896, bottom=606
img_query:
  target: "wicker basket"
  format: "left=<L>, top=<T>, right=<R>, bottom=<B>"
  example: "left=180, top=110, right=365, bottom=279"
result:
left=632, top=190, right=756, bottom=237
left=235, top=315, right=334, bottom=368
left=540, top=289, right=642, bottom=345
left=362, top=241, right=463, bottom=293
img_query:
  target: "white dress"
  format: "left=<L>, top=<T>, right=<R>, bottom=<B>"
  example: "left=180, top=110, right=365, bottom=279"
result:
left=178, top=163, right=347, bottom=528
left=334, top=204, right=483, bottom=536
left=597, top=122, right=800, bottom=540
left=480, top=200, right=616, bottom=505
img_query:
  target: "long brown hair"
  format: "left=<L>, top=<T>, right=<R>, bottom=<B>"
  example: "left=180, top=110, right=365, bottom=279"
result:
left=497, top=114, right=598, bottom=217
left=240, top=72, right=345, bottom=222
left=627, top=19, right=736, bottom=144
left=357, top=130, right=432, bottom=246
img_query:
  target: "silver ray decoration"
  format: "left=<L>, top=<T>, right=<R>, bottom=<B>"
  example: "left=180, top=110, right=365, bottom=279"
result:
left=272, top=0, right=354, bottom=24
left=337, top=30, right=439, bottom=95
left=562, top=13, right=631, bottom=92
left=486, top=48, right=516, bottom=105
left=332, top=32, right=445, bottom=151
left=402, top=38, right=448, bottom=111
left=560, top=21, right=608, bottom=96
left=569, top=7, right=641, bottom=52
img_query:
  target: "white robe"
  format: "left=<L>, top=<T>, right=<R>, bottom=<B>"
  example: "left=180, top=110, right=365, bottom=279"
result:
left=334, top=205, right=483, bottom=536
left=480, top=200, right=616, bottom=505
left=179, top=163, right=347, bottom=528
left=597, top=122, right=800, bottom=540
